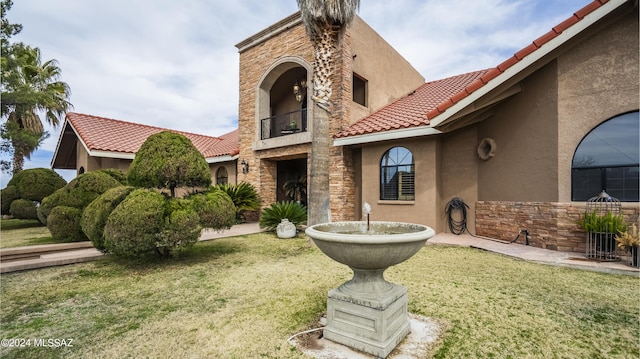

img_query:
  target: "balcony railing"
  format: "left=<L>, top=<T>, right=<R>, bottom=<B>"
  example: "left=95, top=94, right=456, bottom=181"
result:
left=260, top=109, right=307, bottom=140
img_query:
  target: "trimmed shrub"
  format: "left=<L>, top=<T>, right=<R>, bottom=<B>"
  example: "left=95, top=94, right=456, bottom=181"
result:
left=1, top=185, right=20, bottom=215
left=103, top=189, right=166, bottom=257
left=127, top=131, right=211, bottom=197
left=47, top=206, right=87, bottom=241
left=37, top=171, right=121, bottom=225
left=9, top=199, right=38, bottom=220
left=215, top=182, right=261, bottom=222
left=157, top=199, right=202, bottom=256
left=7, top=168, right=66, bottom=202
left=81, top=186, right=135, bottom=251
left=259, top=201, right=307, bottom=231
left=189, top=189, right=236, bottom=230
left=95, top=169, right=128, bottom=185
left=37, top=189, right=63, bottom=224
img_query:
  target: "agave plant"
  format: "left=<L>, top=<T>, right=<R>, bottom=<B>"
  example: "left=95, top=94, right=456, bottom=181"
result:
left=259, top=201, right=307, bottom=232
left=215, top=182, right=261, bottom=222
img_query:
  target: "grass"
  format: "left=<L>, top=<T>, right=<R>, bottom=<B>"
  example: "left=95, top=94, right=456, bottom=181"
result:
left=0, top=232, right=638, bottom=358
left=0, top=219, right=65, bottom=248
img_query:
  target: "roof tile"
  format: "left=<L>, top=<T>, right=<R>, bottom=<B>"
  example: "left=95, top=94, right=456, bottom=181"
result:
left=497, top=56, right=519, bottom=72
left=575, top=1, right=603, bottom=19
left=533, top=30, right=560, bottom=48
left=337, top=0, right=610, bottom=139
left=335, top=69, right=490, bottom=137
left=553, top=15, right=580, bottom=33
left=65, top=113, right=238, bottom=159
left=514, top=43, right=538, bottom=60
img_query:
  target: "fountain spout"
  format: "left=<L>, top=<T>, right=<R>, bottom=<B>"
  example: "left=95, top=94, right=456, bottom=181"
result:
left=363, top=202, right=371, bottom=232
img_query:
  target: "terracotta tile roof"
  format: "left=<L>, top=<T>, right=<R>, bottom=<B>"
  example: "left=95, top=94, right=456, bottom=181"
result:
left=336, top=0, right=612, bottom=139
left=65, top=112, right=239, bottom=159
left=335, top=70, right=490, bottom=138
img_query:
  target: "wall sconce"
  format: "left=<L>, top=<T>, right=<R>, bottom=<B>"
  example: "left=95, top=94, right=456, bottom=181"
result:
left=241, top=159, right=249, bottom=174
left=293, top=79, right=307, bottom=102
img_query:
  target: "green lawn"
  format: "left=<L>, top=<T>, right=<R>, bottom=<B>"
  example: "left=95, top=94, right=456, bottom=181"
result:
left=1, top=232, right=638, bottom=358
left=0, top=219, right=63, bottom=248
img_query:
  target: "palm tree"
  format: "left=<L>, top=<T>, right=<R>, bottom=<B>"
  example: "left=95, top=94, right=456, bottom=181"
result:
left=1, top=43, right=72, bottom=174
left=296, top=0, right=360, bottom=225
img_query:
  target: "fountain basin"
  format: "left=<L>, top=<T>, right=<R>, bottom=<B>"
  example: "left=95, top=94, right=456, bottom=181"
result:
left=305, top=221, right=435, bottom=270
left=305, top=221, right=435, bottom=358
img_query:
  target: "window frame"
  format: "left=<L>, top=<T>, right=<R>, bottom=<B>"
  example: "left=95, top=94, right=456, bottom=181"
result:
left=380, top=146, right=415, bottom=201
left=216, top=166, right=228, bottom=185
left=352, top=73, right=367, bottom=107
left=571, top=112, right=639, bottom=202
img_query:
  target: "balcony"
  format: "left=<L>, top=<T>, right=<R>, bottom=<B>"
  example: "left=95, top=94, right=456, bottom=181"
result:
left=260, top=109, right=307, bottom=140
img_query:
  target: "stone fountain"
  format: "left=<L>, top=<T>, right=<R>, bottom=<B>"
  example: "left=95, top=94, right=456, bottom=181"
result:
left=305, top=204, right=434, bottom=358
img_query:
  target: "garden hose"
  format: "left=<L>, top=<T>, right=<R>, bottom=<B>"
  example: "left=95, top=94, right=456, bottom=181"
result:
left=445, top=197, right=469, bottom=235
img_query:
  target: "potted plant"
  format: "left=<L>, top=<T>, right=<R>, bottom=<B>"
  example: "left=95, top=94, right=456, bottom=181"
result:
left=578, top=211, right=627, bottom=253
left=283, top=176, right=307, bottom=205
left=616, top=223, right=639, bottom=267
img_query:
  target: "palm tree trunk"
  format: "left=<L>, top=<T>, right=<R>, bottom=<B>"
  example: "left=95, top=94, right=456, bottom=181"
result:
left=11, top=144, right=25, bottom=175
left=308, top=25, right=338, bottom=226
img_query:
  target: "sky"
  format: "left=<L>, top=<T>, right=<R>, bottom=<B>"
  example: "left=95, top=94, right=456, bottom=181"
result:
left=2, top=0, right=590, bottom=187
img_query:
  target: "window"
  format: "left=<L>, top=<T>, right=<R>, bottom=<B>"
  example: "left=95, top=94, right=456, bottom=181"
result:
left=216, top=166, right=228, bottom=185
left=380, top=147, right=415, bottom=200
left=353, top=73, right=367, bottom=107
left=572, top=112, right=639, bottom=201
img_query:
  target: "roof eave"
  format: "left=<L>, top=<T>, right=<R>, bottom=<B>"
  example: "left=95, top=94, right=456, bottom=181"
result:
left=206, top=154, right=239, bottom=164
left=430, top=0, right=628, bottom=129
left=334, top=126, right=442, bottom=147
left=50, top=118, right=71, bottom=169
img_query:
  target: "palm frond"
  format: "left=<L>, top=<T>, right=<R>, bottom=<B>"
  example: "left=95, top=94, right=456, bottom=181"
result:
left=296, top=0, right=360, bottom=40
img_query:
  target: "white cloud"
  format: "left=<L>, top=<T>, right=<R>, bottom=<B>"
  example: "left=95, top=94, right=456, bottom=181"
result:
left=3, top=0, right=590, bottom=187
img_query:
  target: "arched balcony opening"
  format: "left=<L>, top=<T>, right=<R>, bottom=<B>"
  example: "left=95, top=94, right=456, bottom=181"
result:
left=257, top=59, right=311, bottom=142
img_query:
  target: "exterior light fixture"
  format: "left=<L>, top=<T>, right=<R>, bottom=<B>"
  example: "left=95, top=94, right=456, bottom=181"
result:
left=293, top=79, right=307, bottom=102
left=241, top=159, right=249, bottom=174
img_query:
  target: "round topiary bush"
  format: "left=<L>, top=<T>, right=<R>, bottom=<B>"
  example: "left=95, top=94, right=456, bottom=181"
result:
left=1, top=185, right=20, bottom=215
left=37, top=171, right=122, bottom=225
left=47, top=206, right=87, bottom=241
left=95, top=169, right=128, bottom=185
left=7, top=168, right=67, bottom=202
left=189, top=189, right=236, bottom=230
left=127, top=131, right=211, bottom=197
left=103, top=189, right=167, bottom=257
left=157, top=199, right=202, bottom=256
left=37, top=189, right=63, bottom=224
left=81, top=186, right=135, bottom=251
left=9, top=199, right=38, bottom=220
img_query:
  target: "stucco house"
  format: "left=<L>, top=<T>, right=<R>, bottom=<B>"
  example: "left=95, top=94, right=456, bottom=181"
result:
left=52, top=0, right=639, bottom=253
left=234, top=0, right=638, bottom=251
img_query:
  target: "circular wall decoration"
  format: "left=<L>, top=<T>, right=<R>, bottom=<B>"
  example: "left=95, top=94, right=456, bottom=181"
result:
left=477, top=138, right=497, bottom=160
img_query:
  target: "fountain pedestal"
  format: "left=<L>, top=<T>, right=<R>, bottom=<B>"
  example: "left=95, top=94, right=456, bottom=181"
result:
left=325, top=280, right=410, bottom=358
left=305, top=221, right=435, bottom=359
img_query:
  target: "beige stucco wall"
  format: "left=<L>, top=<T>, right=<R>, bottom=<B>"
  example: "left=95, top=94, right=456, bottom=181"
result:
left=210, top=162, right=237, bottom=185
left=360, top=138, right=439, bottom=231
left=556, top=9, right=639, bottom=202
left=477, top=61, right=559, bottom=202
left=438, top=126, right=479, bottom=233
left=349, top=17, right=425, bottom=123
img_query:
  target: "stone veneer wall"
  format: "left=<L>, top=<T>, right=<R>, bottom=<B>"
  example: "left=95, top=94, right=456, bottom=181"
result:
left=237, top=21, right=314, bottom=213
left=476, top=201, right=639, bottom=252
left=237, top=17, right=359, bottom=222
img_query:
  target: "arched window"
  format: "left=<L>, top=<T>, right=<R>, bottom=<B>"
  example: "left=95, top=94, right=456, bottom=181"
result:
left=380, top=147, right=415, bottom=200
left=216, top=166, right=228, bottom=185
left=572, top=111, right=639, bottom=201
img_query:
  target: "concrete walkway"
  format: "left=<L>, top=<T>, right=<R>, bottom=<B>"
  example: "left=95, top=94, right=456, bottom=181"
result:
left=1, top=222, right=638, bottom=275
